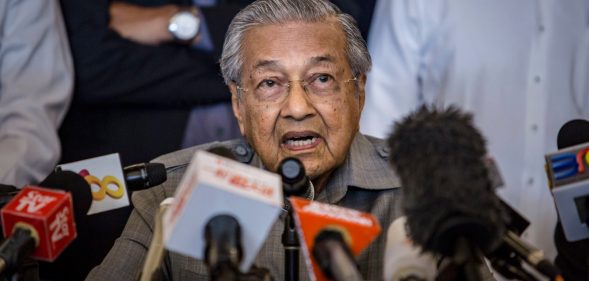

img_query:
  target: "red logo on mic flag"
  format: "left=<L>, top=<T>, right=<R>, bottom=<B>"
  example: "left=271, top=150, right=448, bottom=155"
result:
left=1, top=186, right=76, bottom=261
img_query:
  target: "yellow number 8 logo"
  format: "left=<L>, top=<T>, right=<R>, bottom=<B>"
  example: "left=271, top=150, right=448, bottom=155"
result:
left=84, top=175, right=125, bottom=201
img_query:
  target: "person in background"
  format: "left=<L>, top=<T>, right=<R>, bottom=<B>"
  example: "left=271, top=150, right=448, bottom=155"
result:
left=360, top=0, right=589, bottom=275
left=57, top=0, right=253, bottom=167
left=0, top=0, right=73, bottom=187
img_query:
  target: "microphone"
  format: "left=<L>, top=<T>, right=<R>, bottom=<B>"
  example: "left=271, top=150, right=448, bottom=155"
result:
left=388, top=106, right=507, bottom=280
left=289, top=197, right=381, bottom=281
left=278, top=157, right=314, bottom=200
left=486, top=198, right=562, bottom=281
left=39, top=170, right=93, bottom=222
left=556, top=119, right=589, bottom=149
left=389, top=106, right=564, bottom=281
left=204, top=214, right=243, bottom=280
left=123, top=162, right=167, bottom=191
left=277, top=157, right=314, bottom=281
left=312, top=229, right=363, bottom=281
left=163, top=149, right=283, bottom=273
left=384, top=217, right=436, bottom=281
left=202, top=147, right=245, bottom=279
left=0, top=170, right=92, bottom=276
left=545, top=119, right=589, bottom=241
left=0, top=170, right=93, bottom=275
left=549, top=119, right=589, bottom=281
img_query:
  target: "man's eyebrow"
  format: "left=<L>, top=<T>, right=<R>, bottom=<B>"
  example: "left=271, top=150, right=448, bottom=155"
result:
left=252, top=60, right=280, bottom=70
left=249, top=55, right=338, bottom=75
left=309, top=55, right=337, bottom=65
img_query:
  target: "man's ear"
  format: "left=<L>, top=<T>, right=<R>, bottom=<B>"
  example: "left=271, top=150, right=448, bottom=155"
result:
left=229, top=83, right=246, bottom=136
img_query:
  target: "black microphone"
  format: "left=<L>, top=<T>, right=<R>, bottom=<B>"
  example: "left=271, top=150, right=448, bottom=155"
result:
left=277, top=157, right=314, bottom=281
left=39, top=170, right=93, bottom=221
left=388, top=106, right=507, bottom=281
left=544, top=119, right=589, bottom=238
left=551, top=119, right=589, bottom=281
left=204, top=214, right=243, bottom=281
left=202, top=147, right=244, bottom=280
left=490, top=200, right=558, bottom=281
left=0, top=170, right=92, bottom=276
left=312, top=229, right=364, bottom=281
left=123, top=162, right=167, bottom=191
left=557, top=119, right=589, bottom=150
left=278, top=157, right=314, bottom=200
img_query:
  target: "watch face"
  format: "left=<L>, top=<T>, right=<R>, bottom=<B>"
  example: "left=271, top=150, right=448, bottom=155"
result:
left=169, top=12, right=200, bottom=41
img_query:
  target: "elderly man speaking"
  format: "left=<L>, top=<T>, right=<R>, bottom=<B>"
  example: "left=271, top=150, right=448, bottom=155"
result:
left=87, top=0, right=401, bottom=280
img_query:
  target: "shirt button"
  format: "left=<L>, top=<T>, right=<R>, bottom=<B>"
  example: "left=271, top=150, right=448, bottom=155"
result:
left=234, top=144, right=248, bottom=157
left=534, top=76, right=541, bottom=83
left=527, top=177, right=535, bottom=185
left=531, top=124, right=538, bottom=132
left=538, top=25, right=545, bottom=32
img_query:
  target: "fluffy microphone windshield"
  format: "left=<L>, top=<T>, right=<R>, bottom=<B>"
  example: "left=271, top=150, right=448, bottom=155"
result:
left=387, top=106, right=507, bottom=256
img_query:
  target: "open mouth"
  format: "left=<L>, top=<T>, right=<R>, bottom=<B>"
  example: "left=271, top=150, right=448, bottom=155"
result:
left=281, top=132, right=321, bottom=150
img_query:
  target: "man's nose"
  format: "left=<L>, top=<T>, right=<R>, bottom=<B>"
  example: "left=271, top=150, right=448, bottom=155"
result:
left=280, top=81, right=316, bottom=120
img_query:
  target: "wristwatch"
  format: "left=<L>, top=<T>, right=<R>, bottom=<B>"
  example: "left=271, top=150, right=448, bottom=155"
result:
left=168, top=8, right=200, bottom=41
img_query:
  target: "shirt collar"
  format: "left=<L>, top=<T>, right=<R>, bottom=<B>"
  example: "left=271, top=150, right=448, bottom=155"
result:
left=313, top=133, right=401, bottom=204
left=250, top=133, right=401, bottom=204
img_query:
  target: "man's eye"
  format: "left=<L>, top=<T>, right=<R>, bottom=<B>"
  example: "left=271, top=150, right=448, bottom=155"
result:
left=258, top=79, right=278, bottom=88
left=314, top=74, right=333, bottom=84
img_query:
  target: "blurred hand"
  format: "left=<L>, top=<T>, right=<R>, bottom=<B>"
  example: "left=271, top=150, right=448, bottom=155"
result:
left=109, top=2, right=177, bottom=45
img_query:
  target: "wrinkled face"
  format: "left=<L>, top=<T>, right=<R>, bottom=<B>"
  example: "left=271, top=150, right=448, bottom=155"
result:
left=229, top=19, right=365, bottom=187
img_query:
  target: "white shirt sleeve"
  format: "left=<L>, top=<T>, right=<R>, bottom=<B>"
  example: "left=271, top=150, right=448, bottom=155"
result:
left=360, top=0, right=447, bottom=139
left=0, top=0, right=73, bottom=187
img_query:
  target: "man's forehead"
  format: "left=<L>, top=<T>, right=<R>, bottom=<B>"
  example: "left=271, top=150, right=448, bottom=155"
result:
left=241, top=20, right=347, bottom=72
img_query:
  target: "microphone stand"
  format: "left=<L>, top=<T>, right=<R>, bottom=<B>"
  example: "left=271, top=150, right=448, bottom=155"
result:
left=454, top=237, right=484, bottom=281
left=278, top=157, right=313, bottom=281
left=0, top=228, right=37, bottom=278
left=490, top=258, right=537, bottom=281
left=436, top=237, right=483, bottom=281
left=282, top=204, right=299, bottom=281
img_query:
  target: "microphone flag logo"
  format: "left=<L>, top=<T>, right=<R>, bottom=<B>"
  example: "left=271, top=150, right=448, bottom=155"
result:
left=58, top=153, right=129, bottom=215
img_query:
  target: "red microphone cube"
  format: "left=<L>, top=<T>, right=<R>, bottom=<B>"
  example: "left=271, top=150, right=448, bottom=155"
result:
left=1, top=186, right=77, bottom=261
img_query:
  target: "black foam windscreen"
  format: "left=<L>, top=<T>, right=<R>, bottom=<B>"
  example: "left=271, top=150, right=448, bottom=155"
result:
left=39, top=170, right=92, bottom=221
left=387, top=106, right=508, bottom=256
left=557, top=119, right=589, bottom=149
